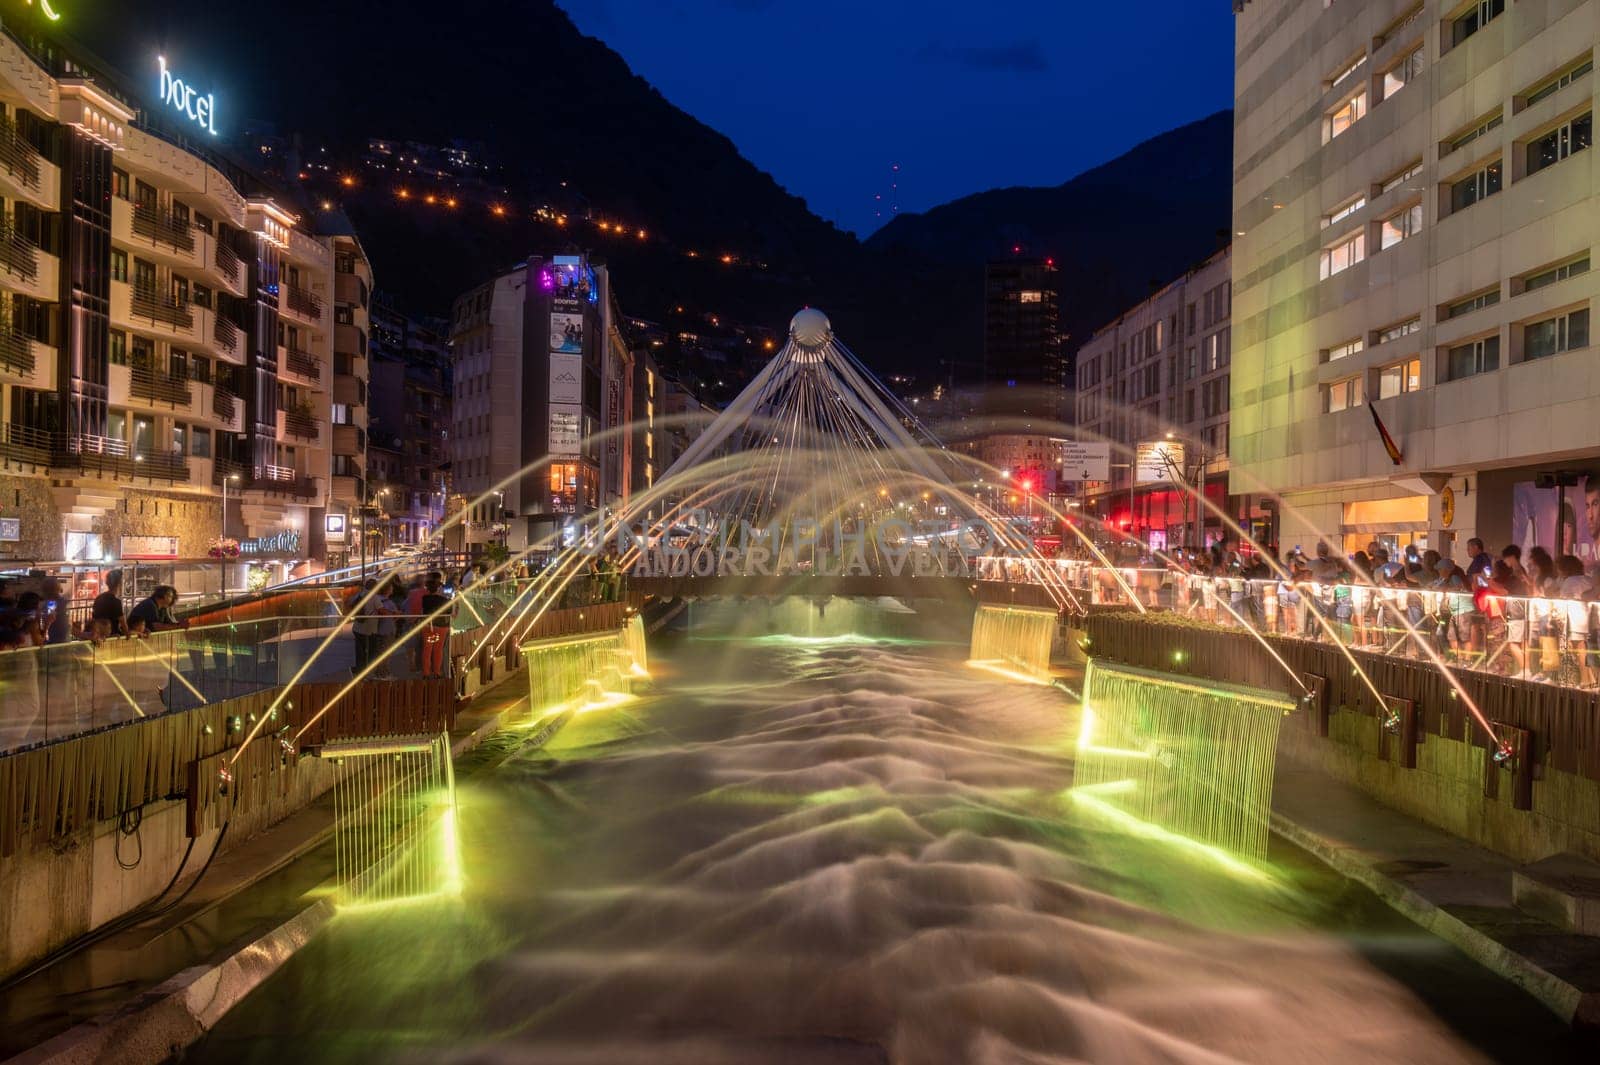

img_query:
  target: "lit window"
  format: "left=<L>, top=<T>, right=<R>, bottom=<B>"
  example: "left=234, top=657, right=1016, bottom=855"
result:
left=1527, top=113, right=1592, bottom=176
left=1325, top=375, right=1365, bottom=413
left=1325, top=91, right=1368, bottom=142
left=1449, top=160, right=1502, bottom=213
left=1522, top=256, right=1590, bottom=293
left=1323, top=195, right=1366, bottom=228
left=1446, top=289, right=1500, bottom=319
left=1526, top=58, right=1594, bottom=108
left=1376, top=317, right=1422, bottom=344
left=1326, top=337, right=1364, bottom=362
left=1378, top=357, right=1424, bottom=398
left=1379, top=203, right=1423, bottom=249
left=1018, top=290, right=1043, bottom=304
left=1446, top=336, right=1500, bottom=381
left=1450, top=0, right=1504, bottom=48
left=1523, top=308, right=1590, bottom=361
left=1381, top=48, right=1424, bottom=100
left=1320, top=230, right=1365, bottom=279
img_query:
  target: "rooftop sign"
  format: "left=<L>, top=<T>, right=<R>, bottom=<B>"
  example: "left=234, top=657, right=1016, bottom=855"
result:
left=157, top=56, right=217, bottom=135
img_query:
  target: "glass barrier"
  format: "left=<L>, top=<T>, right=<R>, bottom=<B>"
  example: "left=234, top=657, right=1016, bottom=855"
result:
left=977, top=557, right=1600, bottom=689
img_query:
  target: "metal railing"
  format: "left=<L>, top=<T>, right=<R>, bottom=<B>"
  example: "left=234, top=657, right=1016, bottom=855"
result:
left=283, top=283, right=323, bottom=321
left=130, top=363, right=192, bottom=405
left=282, top=407, right=318, bottom=440
left=0, top=114, right=41, bottom=191
left=979, top=557, right=1600, bottom=688
left=131, top=286, right=195, bottom=331
left=0, top=328, right=34, bottom=375
left=59, top=433, right=189, bottom=481
left=213, top=314, right=240, bottom=356
left=0, top=422, right=50, bottom=465
left=282, top=346, right=320, bottom=381
left=212, top=383, right=238, bottom=423
left=0, top=219, right=39, bottom=282
left=214, top=238, right=241, bottom=283
left=131, top=203, right=196, bottom=252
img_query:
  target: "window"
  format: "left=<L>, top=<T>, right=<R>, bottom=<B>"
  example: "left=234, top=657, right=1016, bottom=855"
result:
left=1523, top=308, right=1589, bottom=360
left=190, top=426, right=210, bottom=458
left=331, top=403, right=351, bottom=425
left=1379, top=203, right=1423, bottom=249
left=1446, top=335, right=1500, bottom=380
left=1446, top=112, right=1502, bottom=154
left=1325, top=91, right=1367, bottom=141
left=1381, top=48, right=1424, bottom=100
left=1450, top=0, right=1504, bottom=48
left=1320, top=230, right=1365, bottom=279
left=335, top=305, right=354, bottom=325
left=112, top=168, right=129, bottom=200
left=1522, top=256, right=1590, bottom=293
left=1328, top=53, right=1365, bottom=89
left=1446, top=289, right=1499, bottom=319
left=1449, top=160, right=1501, bottom=212
left=1527, top=58, right=1594, bottom=108
left=110, top=248, right=127, bottom=283
left=1323, top=195, right=1366, bottom=228
left=1527, top=113, right=1592, bottom=177
left=1379, top=159, right=1424, bottom=194
left=1186, top=346, right=1197, bottom=380
left=1326, top=337, right=1364, bottom=362
left=1325, top=375, right=1365, bottom=413
left=1378, top=357, right=1424, bottom=398
left=1202, top=328, right=1231, bottom=371
left=1018, top=290, right=1043, bottom=304
left=109, top=329, right=127, bottom=367
left=1377, top=317, right=1422, bottom=344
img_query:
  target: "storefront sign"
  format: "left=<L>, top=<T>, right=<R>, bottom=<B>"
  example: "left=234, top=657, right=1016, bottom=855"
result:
left=325, top=513, right=347, bottom=542
left=157, top=56, right=218, bottom=135
left=240, top=530, right=302, bottom=556
left=121, top=534, right=180, bottom=561
left=0, top=516, right=18, bottom=542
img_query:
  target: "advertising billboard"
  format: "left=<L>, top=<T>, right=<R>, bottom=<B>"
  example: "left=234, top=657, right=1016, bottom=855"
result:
left=121, top=535, right=180, bottom=561
left=550, top=312, right=584, bottom=354
left=548, top=353, right=582, bottom=404
left=1513, top=476, right=1598, bottom=561
left=549, top=404, right=582, bottom=456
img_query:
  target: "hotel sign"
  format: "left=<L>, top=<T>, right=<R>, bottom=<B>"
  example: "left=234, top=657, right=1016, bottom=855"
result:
left=158, top=56, right=218, bottom=135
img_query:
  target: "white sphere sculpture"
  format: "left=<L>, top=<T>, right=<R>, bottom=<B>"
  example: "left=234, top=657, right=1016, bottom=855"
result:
left=789, top=307, right=832, bottom=349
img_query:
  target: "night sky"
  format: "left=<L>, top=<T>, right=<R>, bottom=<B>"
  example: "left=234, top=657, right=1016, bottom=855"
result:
left=559, top=1, right=1236, bottom=235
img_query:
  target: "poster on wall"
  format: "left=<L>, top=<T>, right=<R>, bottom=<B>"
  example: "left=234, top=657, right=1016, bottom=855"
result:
left=548, top=404, right=582, bottom=456
left=0, top=517, right=18, bottom=542
left=548, top=353, right=582, bottom=404
left=550, top=313, right=584, bottom=354
left=120, top=535, right=180, bottom=561
left=1512, top=476, right=1599, bottom=562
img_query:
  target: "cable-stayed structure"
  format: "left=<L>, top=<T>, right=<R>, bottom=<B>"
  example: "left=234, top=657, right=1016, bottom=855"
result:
left=658, top=308, right=963, bottom=537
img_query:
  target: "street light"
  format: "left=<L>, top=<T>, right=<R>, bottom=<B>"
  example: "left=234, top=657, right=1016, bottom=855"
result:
left=220, top=471, right=240, bottom=598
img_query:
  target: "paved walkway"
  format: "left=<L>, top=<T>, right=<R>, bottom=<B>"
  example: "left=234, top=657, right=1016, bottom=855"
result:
left=1272, top=759, right=1600, bottom=1027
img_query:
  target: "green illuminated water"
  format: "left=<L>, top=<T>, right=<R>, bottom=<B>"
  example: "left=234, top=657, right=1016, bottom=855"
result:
left=969, top=602, right=1057, bottom=679
left=1073, top=660, right=1287, bottom=861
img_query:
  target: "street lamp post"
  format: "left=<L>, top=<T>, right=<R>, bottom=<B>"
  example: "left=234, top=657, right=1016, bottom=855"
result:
left=220, top=472, right=240, bottom=598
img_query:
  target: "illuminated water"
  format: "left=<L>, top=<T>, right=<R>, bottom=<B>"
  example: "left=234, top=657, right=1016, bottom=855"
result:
left=189, top=614, right=1575, bottom=1064
left=969, top=602, right=1057, bottom=680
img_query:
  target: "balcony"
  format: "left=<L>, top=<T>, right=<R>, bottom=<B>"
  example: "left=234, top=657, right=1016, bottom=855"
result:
left=131, top=203, right=196, bottom=253
left=0, top=423, right=50, bottom=467
left=212, top=383, right=238, bottom=425
left=255, top=462, right=320, bottom=500
left=0, top=220, right=38, bottom=284
left=129, top=363, right=193, bottom=406
left=281, top=344, right=321, bottom=383
left=213, top=314, right=242, bottom=362
left=0, top=328, right=34, bottom=376
left=130, top=286, right=195, bottom=331
left=281, top=283, right=324, bottom=324
left=0, top=117, right=40, bottom=194
left=214, top=240, right=241, bottom=286
left=59, top=434, right=189, bottom=482
left=279, top=405, right=320, bottom=442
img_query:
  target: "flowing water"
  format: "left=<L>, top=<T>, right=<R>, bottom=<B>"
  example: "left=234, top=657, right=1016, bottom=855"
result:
left=969, top=603, right=1057, bottom=680
left=188, top=608, right=1578, bottom=1064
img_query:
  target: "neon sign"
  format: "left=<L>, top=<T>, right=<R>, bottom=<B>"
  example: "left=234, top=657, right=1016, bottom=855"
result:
left=157, top=56, right=217, bottom=135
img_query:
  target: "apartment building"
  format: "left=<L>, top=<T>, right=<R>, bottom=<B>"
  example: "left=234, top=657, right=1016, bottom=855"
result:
left=1075, top=247, right=1258, bottom=548
left=1234, top=0, right=1600, bottom=559
left=983, top=257, right=1066, bottom=419
left=0, top=22, right=359, bottom=578
left=368, top=292, right=451, bottom=547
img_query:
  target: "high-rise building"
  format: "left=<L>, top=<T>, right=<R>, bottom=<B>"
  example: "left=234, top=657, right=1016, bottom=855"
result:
left=450, top=254, right=618, bottom=550
left=0, top=19, right=360, bottom=588
left=368, top=293, right=450, bottom=548
left=1233, top=0, right=1600, bottom=559
left=1075, top=247, right=1259, bottom=548
left=982, top=257, right=1064, bottom=419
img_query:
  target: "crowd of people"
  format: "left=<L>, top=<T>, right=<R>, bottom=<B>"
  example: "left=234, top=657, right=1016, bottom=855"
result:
left=0, top=570, right=189, bottom=653
left=1053, top=535, right=1598, bottom=686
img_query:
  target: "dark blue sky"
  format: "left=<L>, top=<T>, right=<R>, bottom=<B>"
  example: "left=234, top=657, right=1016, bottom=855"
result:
left=559, top=1, right=1235, bottom=236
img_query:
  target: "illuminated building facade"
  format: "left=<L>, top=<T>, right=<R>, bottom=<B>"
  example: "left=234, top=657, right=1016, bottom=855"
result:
left=982, top=257, right=1065, bottom=419
left=1234, top=0, right=1600, bottom=558
left=0, top=18, right=360, bottom=578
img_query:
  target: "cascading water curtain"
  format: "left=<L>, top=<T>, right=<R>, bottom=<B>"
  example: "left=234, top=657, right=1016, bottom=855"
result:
left=620, top=614, right=649, bottom=677
left=969, top=603, right=1058, bottom=679
left=522, top=624, right=650, bottom=718
left=1073, top=660, right=1294, bottom=861
left=328, top=731, right=461, bottom=905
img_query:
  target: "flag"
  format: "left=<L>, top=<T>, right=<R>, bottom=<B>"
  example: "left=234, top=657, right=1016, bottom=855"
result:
left=1367, top=402, right=1403, bottom=465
